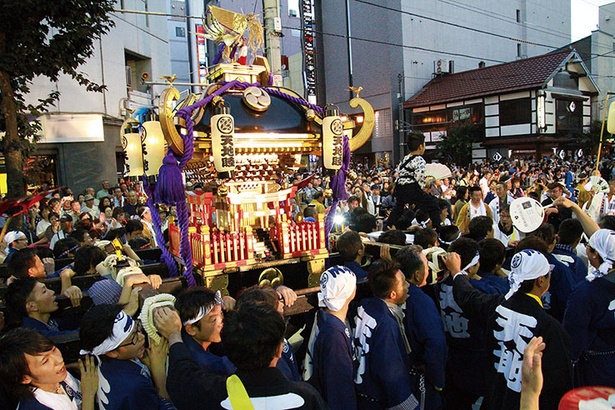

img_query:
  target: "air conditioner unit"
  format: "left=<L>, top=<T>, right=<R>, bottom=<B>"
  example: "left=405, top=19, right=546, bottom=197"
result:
left=435, top=59, right=449, bottom=74
left=125, top=66, right=133, bottom=88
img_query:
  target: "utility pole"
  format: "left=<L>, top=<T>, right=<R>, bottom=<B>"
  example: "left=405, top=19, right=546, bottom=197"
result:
left=263, top=0, right=282, bottom=85
left=395, top=73, right=413, bottom=163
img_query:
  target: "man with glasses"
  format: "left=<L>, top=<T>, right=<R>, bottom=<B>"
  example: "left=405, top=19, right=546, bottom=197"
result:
left=3, top=230, right=29, bottom=263
left=542, top=182, right=572, bottom=231
left=80, top=304, right=173, bottom=410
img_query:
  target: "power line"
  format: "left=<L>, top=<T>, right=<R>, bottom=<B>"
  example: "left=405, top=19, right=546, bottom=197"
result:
left=283, top=24, right=507, bottom=64
left=354, top=0, right=568, bottom=49
left=435, top=0, right=572, bottom=42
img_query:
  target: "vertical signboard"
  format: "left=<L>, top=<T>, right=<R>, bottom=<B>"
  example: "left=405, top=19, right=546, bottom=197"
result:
left=195, top=24, right=208, bottom=84
left=301, top=0, right=316, bottom=103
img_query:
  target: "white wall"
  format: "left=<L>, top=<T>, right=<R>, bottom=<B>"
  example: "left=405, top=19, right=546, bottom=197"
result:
left=26, top=0, right=171, bottom=118
left=400, top=0, right=571, bottom=98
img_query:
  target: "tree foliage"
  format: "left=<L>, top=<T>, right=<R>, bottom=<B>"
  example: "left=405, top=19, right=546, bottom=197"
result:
left=0, top=0, right=116, bottom=197
left=435, top=121, right=481, bottom=165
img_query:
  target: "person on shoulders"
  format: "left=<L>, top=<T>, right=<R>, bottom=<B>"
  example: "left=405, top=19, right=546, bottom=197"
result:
left=387, top=133, right=441, bottom=230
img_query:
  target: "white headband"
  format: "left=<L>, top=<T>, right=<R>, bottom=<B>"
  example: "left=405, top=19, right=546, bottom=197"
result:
left=183, top=291, right=224, bottom=326
left=505, top=249, right=551, bottom=299
left=461, top=252, right=480, bottom=273
left=587, top=229, right=615, bottom=282
left=80, top=310, right=135, bottom=356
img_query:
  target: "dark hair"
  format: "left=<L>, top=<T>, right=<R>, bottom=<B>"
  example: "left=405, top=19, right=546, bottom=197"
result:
left=499, top=204, right=510, bottom=216
left=518, top=267, right=550, bottom=293
left=515, top=236, right=549, bottom=254
left=414, top=228, right=438, bottom=249
left=70, top=228, right=90, bottom=244
left=0, top=328, right=56, bottom=401
left=112, top=207, right=125, bottom=221
left=304, top=206, right=317, bottom=219
left=352, top=212, right=377, bottom=233
left=175, top=288, right=218, bottom=329
left=414, top=209, right=430, bottom=224
left=312, top=190, right=324, bottom=201
left=395, top=245, right=425, bottom=281
left=438, top=225, right=461, bottom=250
left=468, top=185, right=482, bottom=195
left=469, top=216, right=493, bottom=238
left=347, top=195, right=360, bottom=206
left=125, top=220, right=144, bottom=235
left=7, top=248, right=38, bottom=278
left=599, top=215, right=615, bottom=230
left=448, top=238, right=480, bottom=269
left=336, top=231, right=363, bottom=262
left=437, top=199, right=449, bottom=211
left=34, top=247, right=54, bottom=261
left=136, top=205, right=148, bottom=219
left=455, top=186, right=468, bottom=201
left=368, top=258, right=401, bottom=299
left=6, top=277, right=39, bottom=320
left=406, top=133, right=425, bottom=151
left=80, top=304, right=125, bottom=352
left=479, top=238, right=506, bottom=272
left=378, top=229, right=407, bottom=246
left=528, top=223, right=555, bottom=246
left=557, top=219, right=583, bottom=246
left=53, top=237, right=81, bottom=259
left=236, top=286, right=279, bottom=310
left=73, top=245, right=107, bottom=275
left=222, top=303, right=285, bottom=371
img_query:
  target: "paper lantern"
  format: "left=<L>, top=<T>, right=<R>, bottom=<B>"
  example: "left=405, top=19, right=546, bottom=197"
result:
left=211, top=104, right=236, bottom=172
left=322, top=104, right=343, bottom=170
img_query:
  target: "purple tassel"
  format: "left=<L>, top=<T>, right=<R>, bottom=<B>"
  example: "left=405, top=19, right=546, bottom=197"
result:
left=154, top=150, right=185, bottom=205
left=212, top=44, right=225, bottom=65
left=325, top=136, right=351, bottom=245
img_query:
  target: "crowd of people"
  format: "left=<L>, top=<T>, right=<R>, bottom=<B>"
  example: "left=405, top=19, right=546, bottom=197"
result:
left=1, top=135, right=615, bottom=409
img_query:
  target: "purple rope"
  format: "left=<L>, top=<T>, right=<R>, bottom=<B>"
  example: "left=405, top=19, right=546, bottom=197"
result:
left=263, top=87, right=323, bottom=115
left=325, top=136, right=351, bottom=245
left=147, top=196, right=179, bottom=276
left=212, top=44, right=225, bottom=65
left=176, top=199, right=196, bottom=287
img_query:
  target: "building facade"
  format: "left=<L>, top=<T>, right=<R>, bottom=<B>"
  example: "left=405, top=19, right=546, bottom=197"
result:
left=22, top=0, right=171, bottom=194
left=403, top=50, right=598, bottom=162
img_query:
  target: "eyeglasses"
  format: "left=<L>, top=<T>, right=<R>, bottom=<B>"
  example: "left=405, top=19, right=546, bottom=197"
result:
left=119, top=322, right=143, bottom=347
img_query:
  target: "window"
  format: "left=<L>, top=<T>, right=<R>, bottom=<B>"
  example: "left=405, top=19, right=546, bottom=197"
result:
left=516, top=9, right=521, bottom=23
left=499, top=98, right=531, bottom=126
left=373, top=109, right=392, bottom=139
left=517, top=43, right=522, bottom=57
left=176, top=27, right=186, bottom=37
left=448, top=104, right=484, bottom=124
left=411, top=110, right=447, bottom=133
left=288, top=0, right=299, bottom=17
left=556, top=99, right=583, bottom=134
